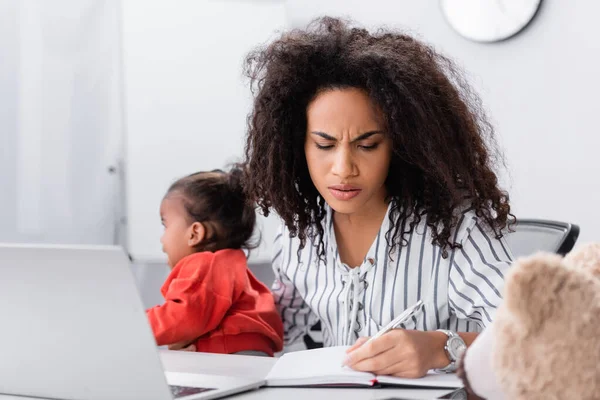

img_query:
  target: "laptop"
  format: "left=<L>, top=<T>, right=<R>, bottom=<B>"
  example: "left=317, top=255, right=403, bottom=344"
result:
left=0, top=244, right=265, bottom=400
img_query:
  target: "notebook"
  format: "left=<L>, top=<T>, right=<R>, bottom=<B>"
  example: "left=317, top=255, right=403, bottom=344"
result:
left=265, top=346, right=462, bottom=388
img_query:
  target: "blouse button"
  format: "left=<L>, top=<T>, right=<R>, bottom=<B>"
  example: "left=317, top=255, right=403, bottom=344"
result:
left=358, top=302, right=364, bottom=311
left=367, top=257, right=375, bottom=266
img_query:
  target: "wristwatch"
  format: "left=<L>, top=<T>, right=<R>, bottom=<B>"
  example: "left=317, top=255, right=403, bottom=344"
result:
left=435, top=330, right=467, bottom=373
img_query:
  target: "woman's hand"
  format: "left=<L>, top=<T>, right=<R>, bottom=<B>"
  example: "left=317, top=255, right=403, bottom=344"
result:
left=343, top=329, right=449, bottom=378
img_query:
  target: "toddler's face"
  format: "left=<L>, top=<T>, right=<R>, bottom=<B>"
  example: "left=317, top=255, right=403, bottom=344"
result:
left=159, top=195, right=195, bottom=268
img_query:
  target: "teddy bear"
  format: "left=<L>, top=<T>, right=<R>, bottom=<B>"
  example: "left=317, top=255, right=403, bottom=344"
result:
left=457, top=242, right=600, bottom=400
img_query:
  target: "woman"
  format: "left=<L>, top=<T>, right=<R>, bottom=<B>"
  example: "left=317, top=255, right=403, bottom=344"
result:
left=243, top=17, right=514, bottom=378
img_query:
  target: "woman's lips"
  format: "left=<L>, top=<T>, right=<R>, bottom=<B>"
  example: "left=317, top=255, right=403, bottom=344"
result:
left=328, top=184, right=362, bottom=201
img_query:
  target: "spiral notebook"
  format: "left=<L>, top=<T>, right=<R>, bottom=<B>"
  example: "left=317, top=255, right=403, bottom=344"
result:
left=265, top=346, right=462, bottom=388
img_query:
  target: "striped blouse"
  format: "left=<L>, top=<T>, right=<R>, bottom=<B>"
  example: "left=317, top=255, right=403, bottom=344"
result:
left=271, top=203, right=514, bottom=347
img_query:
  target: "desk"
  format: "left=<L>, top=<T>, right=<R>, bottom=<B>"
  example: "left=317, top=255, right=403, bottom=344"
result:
left=160, top=350, right=458, bottom=400
left=0, top=350, right=458, bottom=400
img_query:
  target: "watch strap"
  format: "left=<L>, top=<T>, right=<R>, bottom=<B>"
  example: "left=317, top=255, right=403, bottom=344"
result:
left=435, top=329, right=462, bottom=373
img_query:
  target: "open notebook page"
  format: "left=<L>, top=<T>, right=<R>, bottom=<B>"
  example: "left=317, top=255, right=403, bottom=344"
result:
left=265, top=346, right=463, bottom=388
left=265, top=346, right=376, bottom=387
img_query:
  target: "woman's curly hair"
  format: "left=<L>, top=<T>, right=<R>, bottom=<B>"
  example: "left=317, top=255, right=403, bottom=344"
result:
left=243, top=17, right=514, bottom=259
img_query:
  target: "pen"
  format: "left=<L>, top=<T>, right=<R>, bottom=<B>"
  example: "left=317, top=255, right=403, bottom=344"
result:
left=364, top=299, right=424, bottom=345
left=342, top=300, right=425, bottom=367
left=342, top=300, right=424, bottom=367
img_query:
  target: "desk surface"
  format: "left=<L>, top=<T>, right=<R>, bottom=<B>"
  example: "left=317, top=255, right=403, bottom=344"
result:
left=159, top=350, right=458, bottom=400
left=0, top=350, right=458, bottom=400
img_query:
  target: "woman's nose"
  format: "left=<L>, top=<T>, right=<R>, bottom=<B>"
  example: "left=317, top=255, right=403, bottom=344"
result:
left=331, top=147, right=357, bottom=179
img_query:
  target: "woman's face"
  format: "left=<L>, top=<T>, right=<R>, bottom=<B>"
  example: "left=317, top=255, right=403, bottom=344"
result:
left=304, top=87, right=392, bottom=216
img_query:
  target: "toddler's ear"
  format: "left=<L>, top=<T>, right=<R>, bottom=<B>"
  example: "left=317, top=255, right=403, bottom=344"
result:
left=188, top=222, right=205, bottom=247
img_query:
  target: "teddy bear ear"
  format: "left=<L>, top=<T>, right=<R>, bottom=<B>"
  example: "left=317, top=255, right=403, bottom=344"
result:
left=563, top=242, right=600, bottom=278
left=502, top=252, right=567, bottom=330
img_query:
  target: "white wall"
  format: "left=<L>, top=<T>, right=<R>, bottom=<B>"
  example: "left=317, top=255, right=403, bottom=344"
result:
left=0, top=0, right=123, bottom=246
left=286, top=0, right=600, bottom=244
left=122, top=0, right=287, bottom=263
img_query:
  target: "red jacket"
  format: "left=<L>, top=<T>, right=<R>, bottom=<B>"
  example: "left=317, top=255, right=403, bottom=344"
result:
left=146, top=249, right=283, bottom=355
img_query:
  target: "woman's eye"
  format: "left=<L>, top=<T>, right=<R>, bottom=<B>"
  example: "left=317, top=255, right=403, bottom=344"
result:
left=359, top=143, right=378, bottom=151
left=316, top=143, right=334, bottom=150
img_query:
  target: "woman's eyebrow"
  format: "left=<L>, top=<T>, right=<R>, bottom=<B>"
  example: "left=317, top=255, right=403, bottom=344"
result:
left=310, top=130, right=383, bottom=142
left=351, top=131, right=383, bottom=142
left=310, top=131, right=336, bottom=140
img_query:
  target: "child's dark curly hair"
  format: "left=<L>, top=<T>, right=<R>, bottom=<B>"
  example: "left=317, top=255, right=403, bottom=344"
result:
left=243, top=17, right=514, bottom=259
left=168, top=166, right=257, bottom=253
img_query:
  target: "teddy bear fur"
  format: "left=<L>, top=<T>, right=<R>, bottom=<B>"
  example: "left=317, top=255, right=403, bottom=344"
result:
left=491, top=243, right=600, bottom=400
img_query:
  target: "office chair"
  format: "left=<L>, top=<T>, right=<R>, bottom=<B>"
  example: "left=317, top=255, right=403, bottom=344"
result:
left=505, top=219, right=580, bottom=258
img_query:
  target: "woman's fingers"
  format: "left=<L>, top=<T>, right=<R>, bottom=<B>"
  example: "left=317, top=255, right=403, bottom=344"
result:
left=343, top=330, right=429, bottom=378
left=374, top=357, right=427, bottom=378
left=351, top=346, right=428, bottom=378
left=344, top=334, right=396, bottom=367
left=346, top=337, right=369, bottom=353
left=348, top=345, right=401, bottom=373
left=372, top=359, right=408, bottom=377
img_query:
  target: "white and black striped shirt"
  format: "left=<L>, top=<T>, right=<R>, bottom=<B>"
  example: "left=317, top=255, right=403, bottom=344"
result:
left=271, top=203, right=513, bottom=347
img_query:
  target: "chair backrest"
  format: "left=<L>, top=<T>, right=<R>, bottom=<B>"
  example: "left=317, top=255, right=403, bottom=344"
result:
left=505, top=219, right=580, bottom=258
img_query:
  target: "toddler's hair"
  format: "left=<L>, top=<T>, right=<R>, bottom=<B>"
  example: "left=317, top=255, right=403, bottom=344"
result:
left=167, top=165, right=257, bottom=252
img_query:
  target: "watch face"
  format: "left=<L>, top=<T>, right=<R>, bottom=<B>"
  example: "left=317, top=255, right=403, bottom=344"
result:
left=448, top=336, right=467, bottom=359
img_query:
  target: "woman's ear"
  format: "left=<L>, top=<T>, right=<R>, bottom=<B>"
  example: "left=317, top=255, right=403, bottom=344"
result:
left=188, top=222, right=205, bottom=247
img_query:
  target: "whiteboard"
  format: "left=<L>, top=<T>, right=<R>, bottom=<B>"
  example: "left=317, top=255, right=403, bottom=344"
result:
left=122, top=0, right=286, bottom=263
